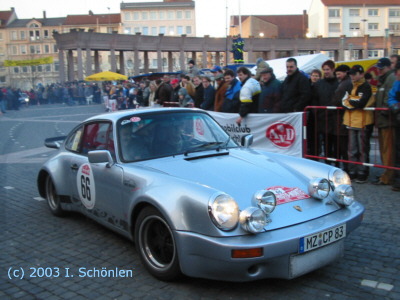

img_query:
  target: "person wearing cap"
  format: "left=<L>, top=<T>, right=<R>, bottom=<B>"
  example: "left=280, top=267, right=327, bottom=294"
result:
left=178, top=87, right=194, bottom=108
left=258, top=67, right=282, bottom=113
left=211, top=65, right=224, bottom=88
left=231, top=34, right=245, bottom=64
left=387, top=62, right=400, bottom=191
left=214, top=73, right=229, bottom=112
left=169, top=79, right=181, bottom=103
left=187, top=59, right=201, bottom=76
left=221, top=69, right=242, bottom=113
left=371, top=58, right=397, bottom=185
left=254, top=58, right=270, bottom=81
left=342, top=64, right=375, bottom=183
left=200, top=76, right=216, bottom=111
left=235, top=66, right=261, bottom=125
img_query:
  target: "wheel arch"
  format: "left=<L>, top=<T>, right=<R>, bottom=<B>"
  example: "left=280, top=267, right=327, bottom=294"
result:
left=37, top=169, right=50, bottom=198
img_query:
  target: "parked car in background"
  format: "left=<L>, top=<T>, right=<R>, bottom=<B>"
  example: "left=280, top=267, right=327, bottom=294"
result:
left=37, top=108, right=364, bottom=282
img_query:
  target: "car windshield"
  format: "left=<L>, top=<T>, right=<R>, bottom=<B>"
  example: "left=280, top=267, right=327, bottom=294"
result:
left=117, top=111, right=237, bottom=162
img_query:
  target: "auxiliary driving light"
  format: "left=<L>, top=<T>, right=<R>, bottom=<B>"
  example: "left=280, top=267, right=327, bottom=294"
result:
left=251, top=190, right=277, bottom=214
left=239, top=207, right=266, bottom=233
left=308, top=178, right=330, bottom=200
left=333, top=184, right=355, bottom=206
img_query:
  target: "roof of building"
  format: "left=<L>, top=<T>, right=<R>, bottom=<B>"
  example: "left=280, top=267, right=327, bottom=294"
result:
left=64, top=13, right=121, bottom=25
left=0, top=10, right=15, bottom=28
left=321, top=0, right=400, bottom=5
left=7, top=17, right=66, bottom=28
left=232, top=14, right=308, bottom=38
left=121, top=1, right=195, bottom=10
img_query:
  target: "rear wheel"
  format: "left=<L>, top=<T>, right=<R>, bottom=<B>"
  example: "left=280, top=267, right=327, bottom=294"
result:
left=45, top=176, right=66, bottom=217
left=134, top=207, right=181, bottom=281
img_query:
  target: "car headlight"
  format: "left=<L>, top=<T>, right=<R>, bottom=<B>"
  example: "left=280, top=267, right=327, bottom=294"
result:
left=251, top=190, right=276, bottom=214
left=308, top=178, right=330, bottom=200
left=239, top=207, right=266, bottom=234
left=333, top=184, right=354, bottom=206
left=208, top=194, right=239, bottom=231
left=329, top=169, right=351, bottom=188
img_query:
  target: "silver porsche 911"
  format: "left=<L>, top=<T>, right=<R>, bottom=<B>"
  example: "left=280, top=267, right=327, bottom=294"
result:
left=37, top=108, right=364, bottom=282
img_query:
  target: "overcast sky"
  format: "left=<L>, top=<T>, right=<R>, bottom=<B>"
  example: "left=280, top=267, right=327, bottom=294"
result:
left=0, top=0, right=313, bottom=37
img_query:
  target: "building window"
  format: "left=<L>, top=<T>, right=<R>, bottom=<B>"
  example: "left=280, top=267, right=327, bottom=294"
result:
left=124, top=12, right=131, bottom=21
left=44, top=30, right=49, bottom=38
left=389, top=23, right=400, bottom=31
left=163, top=58, right=167, bottom=67
left=160, top=26, right=166, bottom=34
left=169, top=26, right=174, bottom=35
left=12, top=45, right=18, bottom=55
left=44, top=44, right=50, bottom=53
left=168, top=11, right=174, bottom=20
left=328, top=23, right=340, bottom=32
left=14, top=67, right=19, bottom=73
left=30, top=45, right=35, bottom=54
left=11, top=31, right=17, bottom=40
left=31, top=66, right=36, bottom=72
left=368, top=50, right=379, bottom=58
left=329, top=9, right=340, bottom=18
left=186, top=26, right=192, bottom=34
left=349, top=23, right=360, bottom=30
left=368, top=23, right=379, bottom=30
left=150, top=11, right=157, bottom=20
left=143, top=27, right=149, bottom=35
left=38, top=65, right=43, bottom=72
left=107, top=27, right=112, bottom=33
left=134, top=27, right=140, bottom=33
left=21, top=45, right=26, bottom=54
left=159, top=11, right=166, bottom=20
left=45, top=65, right=51, bottom=72
left=152, top=59, right=157, bottom=68
left=133, top=12, right=140, bottom=20
left=127, top=59, right=133, bottom=69
left=124, top=27, right=132, bottom=34
left=53, top=44, right=58, bottom=52
left=177, top=11, right=183, bottom=20
left=20, top=31, right=26, bottom=39
left=142, top=12, right=148, bottom=20
left=29, top=30, right=40, bottom=40
left=177, top=26, right=183, bottom=35
left=54, top=62, right=59, bottom=71
left=368, top=9, right=378, bottom=17
left=22, top=66, right=28, bottom=73
left=36, top=45, right=41, bottom=54
left=185, top=10, right=192, bottom=19
left=389, top=9, right=400, bottom=17
left=151, top=27, right=157, bottom=35
left=349, top=9, right=360, bottom=17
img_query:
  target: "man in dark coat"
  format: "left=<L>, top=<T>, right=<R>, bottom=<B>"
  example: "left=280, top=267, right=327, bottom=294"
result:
left=258, top=67, right=282, bottom=113
left=193, top=75, right=204, bottom=108
left=155, top=80, right=172, bottom=106
left=169, top=79, right=181, bottom=103
left=221, top=69, right=241, bottom=113
left=280, top=58, right=310, bottom=113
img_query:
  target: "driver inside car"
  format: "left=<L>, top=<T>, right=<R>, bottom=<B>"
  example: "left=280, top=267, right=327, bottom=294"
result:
left=119, top=123, right=150, bottom=161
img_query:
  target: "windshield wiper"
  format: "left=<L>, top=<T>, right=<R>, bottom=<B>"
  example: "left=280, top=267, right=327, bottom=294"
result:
left=184, top=141, right=224, bottom=156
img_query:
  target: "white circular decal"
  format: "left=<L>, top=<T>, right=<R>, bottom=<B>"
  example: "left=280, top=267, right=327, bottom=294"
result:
left=77, top=163, right=96, bottom=209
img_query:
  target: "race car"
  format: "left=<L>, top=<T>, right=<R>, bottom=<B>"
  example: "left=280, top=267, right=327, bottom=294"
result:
left=37, top=107, right=364, bottom=282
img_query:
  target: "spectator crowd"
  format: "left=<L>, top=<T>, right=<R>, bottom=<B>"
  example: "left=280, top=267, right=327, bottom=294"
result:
left=1, top=55, right=400, bottom=191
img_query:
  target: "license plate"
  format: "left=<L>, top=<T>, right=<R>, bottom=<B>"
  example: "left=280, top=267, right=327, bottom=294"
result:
left=299, top=224, right=346, bottom=253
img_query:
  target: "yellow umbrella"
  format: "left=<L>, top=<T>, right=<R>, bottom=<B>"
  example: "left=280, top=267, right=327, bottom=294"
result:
left=84, top=71, right=128, bottom=81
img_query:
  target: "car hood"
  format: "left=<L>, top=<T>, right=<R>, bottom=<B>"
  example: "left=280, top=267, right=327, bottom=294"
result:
left=140, top=148, right=342, bottom=231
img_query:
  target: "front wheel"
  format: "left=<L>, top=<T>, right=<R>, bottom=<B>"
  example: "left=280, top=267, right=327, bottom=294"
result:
left=45, top=175, right=66, bottom=217
left=134, top=207, right=182, bottom=281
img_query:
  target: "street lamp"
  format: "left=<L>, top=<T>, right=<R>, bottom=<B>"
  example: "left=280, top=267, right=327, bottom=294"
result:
left=259, top=32, right=264, bottom=37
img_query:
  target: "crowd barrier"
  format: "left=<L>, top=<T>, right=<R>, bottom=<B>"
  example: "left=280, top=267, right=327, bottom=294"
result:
left=303, top=106, right=400, bottom=171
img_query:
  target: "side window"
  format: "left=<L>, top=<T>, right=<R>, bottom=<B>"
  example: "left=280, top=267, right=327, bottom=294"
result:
left=65, top=126, right=84, bottom=152
left=82, top=122, right=112, bottom=155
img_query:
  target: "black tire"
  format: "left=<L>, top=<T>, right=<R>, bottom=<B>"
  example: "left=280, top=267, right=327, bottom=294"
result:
left=134, top=207, right=182, bottom=281
left=45, top=175, right=66, bottom=217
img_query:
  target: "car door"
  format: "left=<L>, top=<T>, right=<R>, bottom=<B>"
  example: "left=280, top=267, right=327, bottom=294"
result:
left=68, top=121, right=125, bottom=232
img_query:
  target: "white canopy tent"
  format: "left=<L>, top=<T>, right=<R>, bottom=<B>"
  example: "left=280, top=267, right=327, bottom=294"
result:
left=251, top=53, right=330, bottom=81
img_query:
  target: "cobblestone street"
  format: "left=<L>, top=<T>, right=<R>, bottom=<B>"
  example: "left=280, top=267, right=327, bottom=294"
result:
left=0, top=104, right=399, bottom=299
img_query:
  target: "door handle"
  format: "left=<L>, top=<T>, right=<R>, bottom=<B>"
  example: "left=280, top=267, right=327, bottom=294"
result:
left=70, top=164, right=79, bottom=170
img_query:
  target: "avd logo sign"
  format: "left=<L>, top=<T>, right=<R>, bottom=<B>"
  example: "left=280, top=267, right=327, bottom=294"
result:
left=266, top=122, right=296, bottom=148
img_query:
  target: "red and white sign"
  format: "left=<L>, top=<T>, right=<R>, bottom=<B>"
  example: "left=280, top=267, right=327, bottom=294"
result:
left=130, top=117, right=141, bottom=122
left=195, top=118, right=204, bottom=136
left=267, top=186, right=310, bottom=205
left=266, top=122, right=296, bottom=148
left=208, top=111, right=303, bottom=157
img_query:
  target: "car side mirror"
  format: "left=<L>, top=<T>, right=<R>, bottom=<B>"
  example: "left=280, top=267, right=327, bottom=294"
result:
left=44, top=136, right=67, bottom=149
left=88, top=150, right=115, bottom=168
left=241, top=134, right=253, bottom=148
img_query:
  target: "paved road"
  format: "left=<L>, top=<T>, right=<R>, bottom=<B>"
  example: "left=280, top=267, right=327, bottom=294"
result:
left=0, top=104, right=399, bottom=300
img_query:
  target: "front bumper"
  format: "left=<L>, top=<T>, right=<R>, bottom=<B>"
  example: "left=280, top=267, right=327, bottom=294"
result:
left=174, top=201, right=364, bottom=281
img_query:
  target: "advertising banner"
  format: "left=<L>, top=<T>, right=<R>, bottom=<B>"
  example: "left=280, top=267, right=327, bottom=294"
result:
left=4, top=56, right=54, bottom=67
left=208, top=111, right=303, bottom=157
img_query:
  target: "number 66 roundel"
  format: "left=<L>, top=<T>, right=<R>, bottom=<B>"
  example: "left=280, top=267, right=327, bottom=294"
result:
left=77, top=163, right=96, bottom=209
